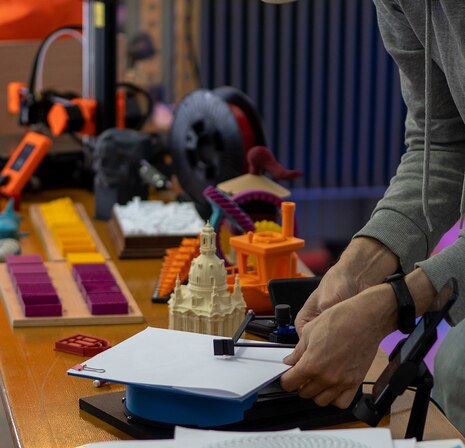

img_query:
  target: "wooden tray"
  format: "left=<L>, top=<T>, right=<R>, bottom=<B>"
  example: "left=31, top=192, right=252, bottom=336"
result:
left=29, top=203, right=111, bottom=261
left=0, top=261, right=144, bottom=327
left=108, top=213, right=187, bottom=259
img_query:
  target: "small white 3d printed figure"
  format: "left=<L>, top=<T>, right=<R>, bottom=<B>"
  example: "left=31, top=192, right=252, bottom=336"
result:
left=168, top=222, right=246, bottom=336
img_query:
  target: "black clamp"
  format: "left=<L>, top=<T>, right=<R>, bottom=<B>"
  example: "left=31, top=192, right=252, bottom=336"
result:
left=213, top=306, right=297, bottom=356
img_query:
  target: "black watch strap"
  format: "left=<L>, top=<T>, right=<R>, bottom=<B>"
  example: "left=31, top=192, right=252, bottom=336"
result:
left=385, top=273, right=416, bottom=334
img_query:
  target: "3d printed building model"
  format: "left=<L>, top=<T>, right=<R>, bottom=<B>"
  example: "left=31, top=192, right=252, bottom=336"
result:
left=226, top=201, right=306, bottom=315
left=168, top=222, right=246, bottom=337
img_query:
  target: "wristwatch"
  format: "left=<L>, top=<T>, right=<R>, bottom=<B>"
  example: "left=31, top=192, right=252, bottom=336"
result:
left=385, top=273, right=416, bottom=334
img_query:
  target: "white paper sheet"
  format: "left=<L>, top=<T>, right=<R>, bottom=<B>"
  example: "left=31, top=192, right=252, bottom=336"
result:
left=416, top=441, right=465, bottom=448
left=76, top=427, right=395, bottom=448
left=75, top=430, right=300, bottom=448
left=68, top=327, right=294, bottom=399
left=175, top=427, right=393, bottom=447
left=393, top=439, right=417, bottom=448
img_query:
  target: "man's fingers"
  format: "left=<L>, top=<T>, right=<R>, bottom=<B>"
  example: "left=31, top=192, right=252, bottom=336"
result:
left=301, top=386, right=358, bottom=409
left=296, top=378, right=337, bottom=400
left=309, top=387, right=342, bottom=407
left=294, top=308, right=320, bottom=336
left=282, top=339, right=305, bottom=366
left=331, top=387, right=359, bottom=409
left=280, top=353, right=313, bottom=392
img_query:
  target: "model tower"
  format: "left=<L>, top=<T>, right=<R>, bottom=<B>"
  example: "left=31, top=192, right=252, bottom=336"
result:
left=168, top=222, right=246, bottom=336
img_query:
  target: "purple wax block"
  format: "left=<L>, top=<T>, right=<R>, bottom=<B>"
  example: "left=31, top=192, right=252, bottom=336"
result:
left=72, top=263, right=110, bottom=273
left=82, top=281, right=121, bottom=294
left=21, top=302, right=62, bottom=317
left=8, top=264, right=48, bottom=275
left=20, top=293, right=60, bottom=306
left=17, top=284, right=59, bottom=305
left=72, top=263, right=110, bottom=282
left=6, top=255, right=43, bottom=265
left=86, top=292, right=128, bottom=315
left=17, top=283, right=56, bottom=295
left=75, top=271, right=115, bottom=283
left=12, top=273, right=51, bottom=285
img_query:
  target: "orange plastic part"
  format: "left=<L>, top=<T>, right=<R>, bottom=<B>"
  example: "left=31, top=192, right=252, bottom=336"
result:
left=157, top=238, right=200, bottom=298
left=0, top=0, right=82, bottom=41
left=7, top=82, right=27, bottom=114
left=116, top=90, right=126, bottom=129
left=226, top=202, right=307, bottom=314
left=47, top=104, right=68, bottom=136
left=47, top=98, right=97, bottom=137
left=0, top=132, right=52, bottom=197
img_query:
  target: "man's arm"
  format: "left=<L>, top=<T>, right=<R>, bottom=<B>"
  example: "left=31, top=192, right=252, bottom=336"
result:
left=356, top=1, right=465, bottom=298
left=280, top=1, right=465, bottom=407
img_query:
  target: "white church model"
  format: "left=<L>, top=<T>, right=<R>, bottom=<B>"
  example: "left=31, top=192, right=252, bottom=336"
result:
left=168, top=222, right=246, bottom=336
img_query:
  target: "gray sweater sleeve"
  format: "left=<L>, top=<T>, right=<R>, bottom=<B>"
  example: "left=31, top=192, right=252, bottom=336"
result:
left=356, top=1, right=465, bottom=324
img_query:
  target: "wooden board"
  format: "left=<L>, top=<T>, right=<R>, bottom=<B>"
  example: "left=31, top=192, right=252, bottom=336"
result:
left=0, top=261, right=144, bottom=327
left=29, top=203, right=111, bottom=261
left=108, top=215, right=185, bottom=259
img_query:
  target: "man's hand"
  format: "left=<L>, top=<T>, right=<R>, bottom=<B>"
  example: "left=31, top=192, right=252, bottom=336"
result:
left=294, top=237, right=399, bottom=336
left=294, top=266, right=360, bottom=336
left=281, top=283, right=398, bottom=408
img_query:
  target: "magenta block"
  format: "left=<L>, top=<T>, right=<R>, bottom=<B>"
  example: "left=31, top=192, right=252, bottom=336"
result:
left=72, top=263, right=110, bottom=282
left=72, top=263, right=110, bottom=273
left=86, top=292, right=128, bottom=315
left=6, top=255, right=43, bottom=265
left=17, top=284, right=59, bottom=305
left=12, top=273, right=51, bottom=285
left=17, top=283, right=56, bottom=296
left=75, top=271, right=115, bottom=283
left=8, top=264, right=48, bottom=275
left=21, top=293, right=60, bottom=306
left=21, top=302, right=62, bottom=317
left=6, top=257, right=63, bottom=318
left=81, top=281, right=121, bottom=294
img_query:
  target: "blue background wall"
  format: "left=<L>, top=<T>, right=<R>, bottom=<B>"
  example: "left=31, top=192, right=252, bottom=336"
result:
left=200, top=0, right=407, bottom=245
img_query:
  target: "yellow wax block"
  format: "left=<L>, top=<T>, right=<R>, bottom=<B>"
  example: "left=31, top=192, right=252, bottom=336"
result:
left=52, top=229, right=91, bottom=240
left=40, top=199, right=77, bottom=214
left=52, top=225, right=91, bottom=236
left=44, top=208, right=78, bottom=216
left=44, top=213, right=80, bottom=224
left=41, top=208, right=77, bottom=219
left=45, top=219, right=81, bottom=229
left=61, top=244, right=97, bottom=256
left=40, top=197, right=74, bottom=209
left=48, top=223, right=87, bottom=233
left=67, top=253, right=106, bottom=265
left=56, top=235, right=95, bottom=246
left=54, top=233, right=94, bottom=244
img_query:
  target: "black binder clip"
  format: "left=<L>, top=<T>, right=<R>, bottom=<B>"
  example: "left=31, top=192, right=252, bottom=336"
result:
left=213, top=305, right=297, bottom=356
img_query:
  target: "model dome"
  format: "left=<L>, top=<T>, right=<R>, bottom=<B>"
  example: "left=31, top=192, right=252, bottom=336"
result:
left=168, top=222, right=246, bottom=337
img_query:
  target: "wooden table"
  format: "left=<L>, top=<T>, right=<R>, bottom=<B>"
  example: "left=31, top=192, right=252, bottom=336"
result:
left=0, top=188, right=463, bottom=448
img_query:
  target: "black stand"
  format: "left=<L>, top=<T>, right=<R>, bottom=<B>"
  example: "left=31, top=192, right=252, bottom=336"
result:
left=405, top=362, right=434, bottom=441
left=354, top=360, right=433, bottom=441
left=353, top=282, right=458, bottom=441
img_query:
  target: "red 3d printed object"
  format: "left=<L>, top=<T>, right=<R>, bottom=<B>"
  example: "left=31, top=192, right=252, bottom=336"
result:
left=55, top=334, right=112, bottom=357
